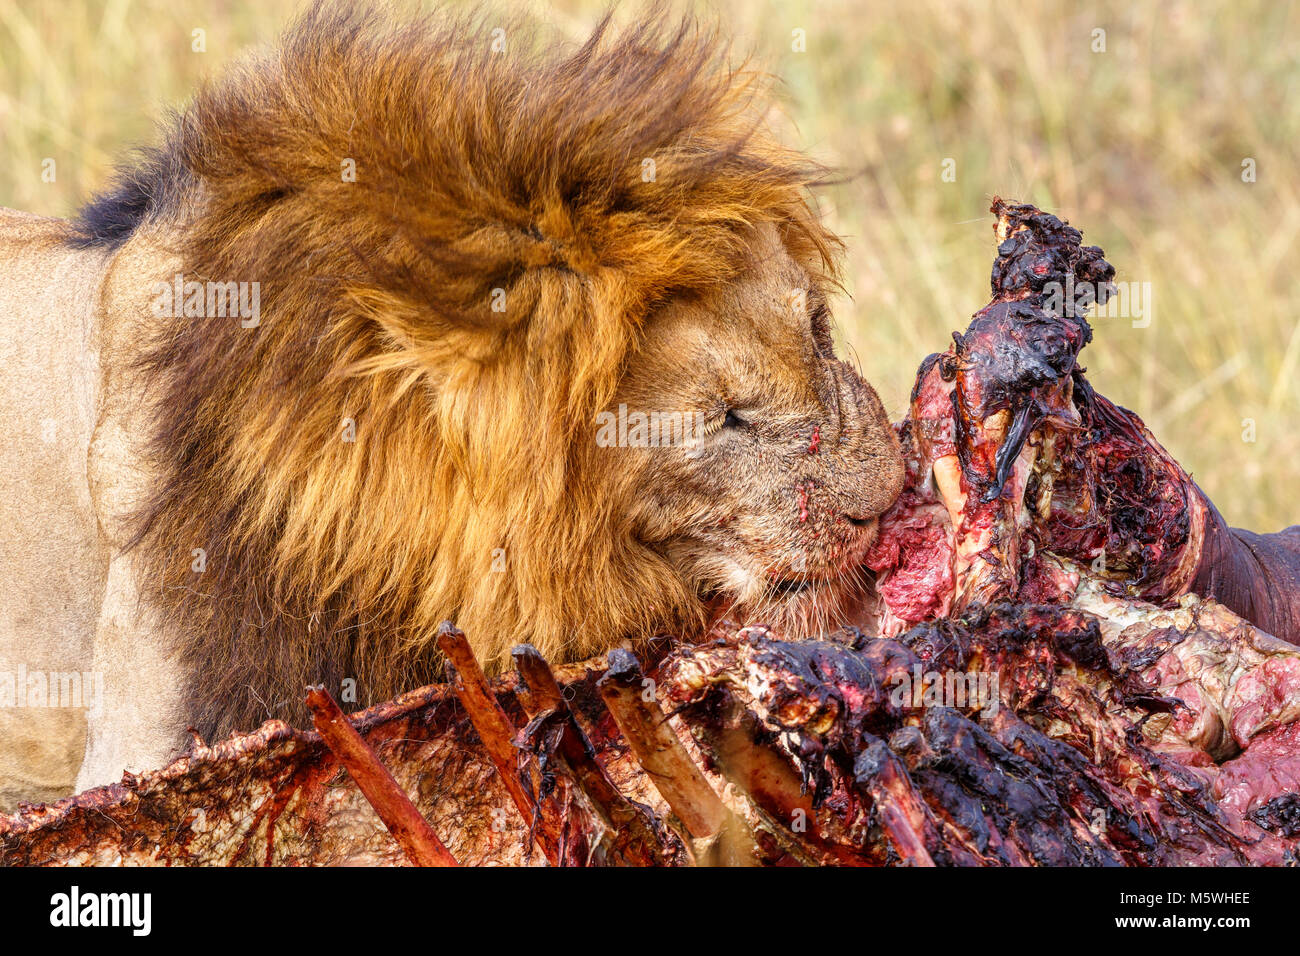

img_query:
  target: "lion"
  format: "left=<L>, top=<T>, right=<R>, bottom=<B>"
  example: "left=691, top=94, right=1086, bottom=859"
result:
left=0, top=3, right=903, bottom=805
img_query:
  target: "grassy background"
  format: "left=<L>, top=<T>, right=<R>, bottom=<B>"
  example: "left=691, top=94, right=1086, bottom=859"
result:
left=2, top=0, right=1297, bottom=530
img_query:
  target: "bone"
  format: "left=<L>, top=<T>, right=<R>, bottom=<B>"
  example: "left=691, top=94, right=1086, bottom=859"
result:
left=597, top=649, right=757, bottom=865
left=305, top=686, right=458, bottom=867
left=512, top=644, right=679, bottom=866
left=435, top=622, right=562, bottom=864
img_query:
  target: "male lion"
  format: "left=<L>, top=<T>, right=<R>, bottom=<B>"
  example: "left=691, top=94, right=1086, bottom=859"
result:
left=0, top=5, right=903, bottom=804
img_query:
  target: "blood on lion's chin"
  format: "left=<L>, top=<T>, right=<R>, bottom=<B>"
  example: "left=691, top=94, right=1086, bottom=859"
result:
left=692, top=522, right=886, bottom=640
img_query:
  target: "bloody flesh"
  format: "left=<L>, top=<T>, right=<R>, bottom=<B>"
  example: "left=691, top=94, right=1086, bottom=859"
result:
left=868, top=198, right=1300, bottom=641
left=6, top=200, right=1300, bottom=867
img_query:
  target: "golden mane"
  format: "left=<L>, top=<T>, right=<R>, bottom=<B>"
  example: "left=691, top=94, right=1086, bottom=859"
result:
left=80, top=2, right=840, bottom=736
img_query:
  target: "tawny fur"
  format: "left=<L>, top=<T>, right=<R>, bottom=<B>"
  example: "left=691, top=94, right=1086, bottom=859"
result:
left=68, top=3, right=856, bottom=737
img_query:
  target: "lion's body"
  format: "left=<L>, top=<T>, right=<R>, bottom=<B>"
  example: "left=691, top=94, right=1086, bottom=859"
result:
left=0, top=5, right=903, bottom=805
left=0, top=210, right=106, bottom=806
left=0, top=211, right=193, bottom=805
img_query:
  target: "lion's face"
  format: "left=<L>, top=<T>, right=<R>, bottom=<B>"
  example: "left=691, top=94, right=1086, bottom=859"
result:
left=610, top=224, right=905, bottom=635
left=86, top=5, right=913, bottom=737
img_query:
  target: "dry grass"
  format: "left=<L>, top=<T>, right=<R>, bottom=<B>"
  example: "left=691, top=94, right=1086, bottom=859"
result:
left=2, top=0, right=1296, bottom=528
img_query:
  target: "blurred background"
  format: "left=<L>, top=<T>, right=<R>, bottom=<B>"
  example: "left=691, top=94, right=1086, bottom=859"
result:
left=2, top=0, right=1297, bottom=529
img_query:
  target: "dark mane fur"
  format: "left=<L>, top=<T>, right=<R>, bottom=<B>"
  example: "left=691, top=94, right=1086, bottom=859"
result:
left=70, top=141, right=192, bottom=249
